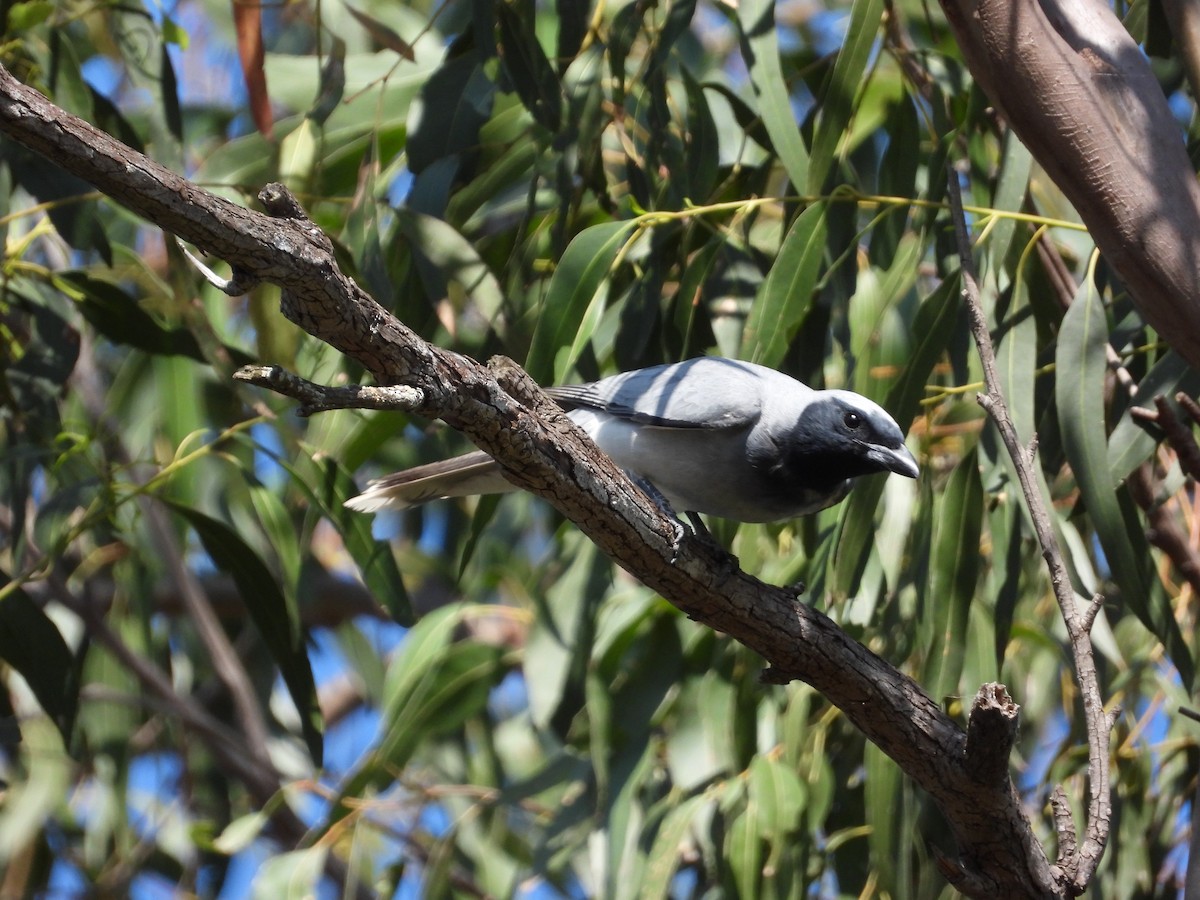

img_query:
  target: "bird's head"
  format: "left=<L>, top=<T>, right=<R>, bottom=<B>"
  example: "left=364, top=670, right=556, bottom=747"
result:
left=785, top=390, right=919, bottom=483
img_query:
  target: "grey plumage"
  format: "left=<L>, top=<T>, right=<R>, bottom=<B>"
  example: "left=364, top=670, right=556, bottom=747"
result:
left=345, top=357, right=919, bottom=522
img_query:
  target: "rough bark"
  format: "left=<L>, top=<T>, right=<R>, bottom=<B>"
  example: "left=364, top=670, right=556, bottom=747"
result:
left=0, top=64, right=1062, bottom=896
left=937, top=0, right=1200, bottom=372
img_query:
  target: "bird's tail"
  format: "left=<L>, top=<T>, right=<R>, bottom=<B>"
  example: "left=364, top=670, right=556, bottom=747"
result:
left=343, top=451, right=511, bottom=512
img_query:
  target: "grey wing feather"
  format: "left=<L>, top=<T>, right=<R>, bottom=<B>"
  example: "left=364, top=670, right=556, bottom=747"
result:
left=547, top=358, right=770, bottom=430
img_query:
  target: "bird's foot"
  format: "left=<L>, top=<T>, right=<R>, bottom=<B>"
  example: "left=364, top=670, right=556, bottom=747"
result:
left=633, top=477, right=688, bottom=560
left=684, top=512, right=741, bottom=571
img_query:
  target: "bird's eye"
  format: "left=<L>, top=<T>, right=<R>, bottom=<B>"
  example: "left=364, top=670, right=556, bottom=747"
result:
left=843, top=411, right=862, bottom=430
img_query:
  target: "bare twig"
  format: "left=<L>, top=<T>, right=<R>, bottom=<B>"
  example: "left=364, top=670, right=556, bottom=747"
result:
left=947, top=169, right=1114, bottom=894
left=1126, top=463, right=1200, bottom=596
left=1177, top=391, right=1200, bottom=429
left=234, top=365, right=426, bottom=416
left=1136, top=395, right=1200, bottom=481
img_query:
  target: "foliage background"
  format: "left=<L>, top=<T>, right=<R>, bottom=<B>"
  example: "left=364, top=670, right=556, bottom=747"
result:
left=0, top=0, right=1197, bottom=896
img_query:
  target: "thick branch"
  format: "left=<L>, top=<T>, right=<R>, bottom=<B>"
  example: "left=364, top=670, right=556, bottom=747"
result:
left=948, top=171, right=1114, bottom=894
left=938, top=0, right=1200, bottom=372
left=0, top=64, right=1054, bottom=897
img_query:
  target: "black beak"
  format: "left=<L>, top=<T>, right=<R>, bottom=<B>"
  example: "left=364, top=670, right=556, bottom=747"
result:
left=867, top=443, right=919, bottom=479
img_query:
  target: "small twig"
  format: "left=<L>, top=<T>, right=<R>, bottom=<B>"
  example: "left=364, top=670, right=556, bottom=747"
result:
left=234, top=365, right=426, bottom=416
left=176, top=238, right=259, bottom=295
left=947, top=168, right=1113, bottom=893
left=1176, top=391, right=1200, bottom=428
left=1179, top=706, right=1200, bottom=724
left=1151, top=395, right=1200, bottom=481
left=1126, top=463, right=1200, bottom=596
left=1080, top=593, right=1105, bottom=635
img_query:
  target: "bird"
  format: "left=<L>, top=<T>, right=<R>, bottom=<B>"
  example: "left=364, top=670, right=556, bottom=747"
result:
left=344, top=357, right=918, bottom=523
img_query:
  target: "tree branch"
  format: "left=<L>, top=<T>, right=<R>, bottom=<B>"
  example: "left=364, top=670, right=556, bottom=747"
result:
left=233, top=365, right=426, bottom=416
left=947, top=169, right=1114, bottom=894
left=938, top=0, right=1200, bottom=373
left=0, top=63, right=1059, bottom=897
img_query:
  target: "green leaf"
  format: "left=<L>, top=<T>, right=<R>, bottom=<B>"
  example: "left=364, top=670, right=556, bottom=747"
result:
left=308, top=35, right=346, bottom=126
left=212, top=810, right=269, bottom=855
left=864, top=741, right=902, bottom=892
left=526, top=220, right=637, bottom=383
left=159, top=42, right=183, bottom=144
left=0, top=576, right=77, bottom=741
left=833, top=275, right=958, bottom=597
left=0, top=717, right=70, bottom=860
left=985, top=129, right=1033, bottom=284
left=345, top=3, right=415, bottom=60
left=807, top=0, right=884, bottom=192
left=7, top=1, right=54, bottom=30
left=1056, top=283, right=1194, bottom=687
left=407, top=51, right=495, bottom=173
left=250, top=846, right=328, bottom=899
left=995, top=255, right=1038, bottom=447
left=924, top=448, right=983, bottom=701
left=525, top=535, right=610, bottom=736
left=681, top=67, right=719, bottom=200
left=497, top=0, right=562, bottom=131
left=166, top=502, right=323, bottom=765
left=741, top=204, right=827, bottom=367
left=728, top=799, right=762, bottom=900
left=394, top=208, right=507, bottom=338
left=335, top=605, right=503, bottom=809
left=56, top=271, right=253, bottom=364
left=736, top=0, right=809, bottom=188
left=288, top=455, right=412, bottom=625
left=640, top=793, right=709, bottom=900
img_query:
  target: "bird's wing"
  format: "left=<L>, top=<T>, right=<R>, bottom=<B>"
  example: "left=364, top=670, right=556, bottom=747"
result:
left=547, top=358, right=773, bottom=430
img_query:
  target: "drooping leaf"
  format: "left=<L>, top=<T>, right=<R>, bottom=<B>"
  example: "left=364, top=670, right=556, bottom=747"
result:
left=278, top=454, right=412, bottom=625
left=407, top=50, right=495, bottom=174
left=166, top=501, right=323, bottom=764
left=394, top=207, right=507, bottom=339
left=232, top=0, right=272, bottom=136
left=0, top=576, right=78, bottom=742
left=308, top=35, right=346, bottom=126
left=526, top=219, right=638, bottom=384
left=736, top=0, right=809, bottom=189
left=333, top=605, right=503, bottom=810
left=56, top=272, right=207, bottom=363
left=680, top=66, right=720, bottom=203
left=159, top=42, right=183, bottom=144
left=0, top=145, right=111, bottom=265
left=639, top=793, right=710, bottom=900
left=924, top=447, right=983, bottom=702
left=833, top=275, right=958, bottom=597
left=1056, top=282, right=1194, bottom=687
left=345, top=3, right=415, bottom=60
left=496, top=0, right=562, bottom=132
left=741, top=204, right=827, bottom=367
left=807, top=0, right=884, bottom=192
